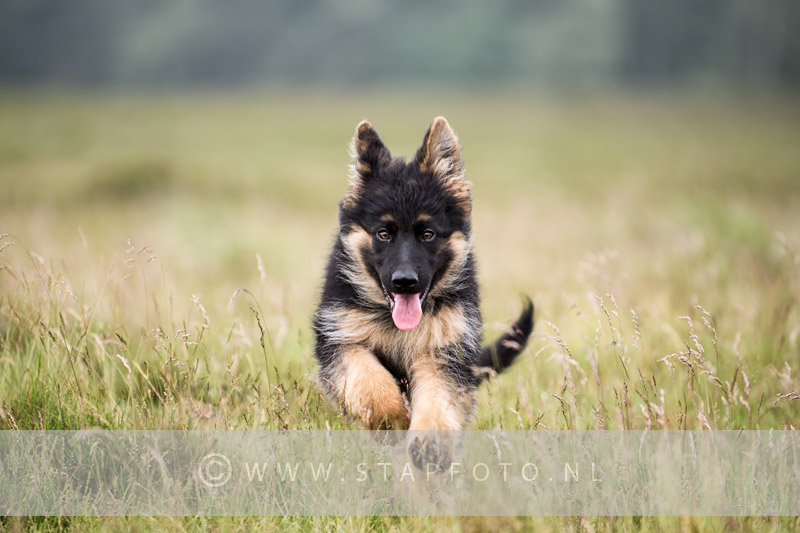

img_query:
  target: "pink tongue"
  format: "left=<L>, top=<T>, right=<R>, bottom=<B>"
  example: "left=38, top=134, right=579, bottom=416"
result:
left=391, top=293, right=422, bottom=330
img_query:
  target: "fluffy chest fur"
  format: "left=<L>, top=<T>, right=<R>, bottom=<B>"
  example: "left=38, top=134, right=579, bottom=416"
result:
left=315, top=298, right=481, bottom=369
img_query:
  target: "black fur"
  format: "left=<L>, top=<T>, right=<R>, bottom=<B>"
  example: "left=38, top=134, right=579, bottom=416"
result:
left=477, top=297, right=534, bottom=374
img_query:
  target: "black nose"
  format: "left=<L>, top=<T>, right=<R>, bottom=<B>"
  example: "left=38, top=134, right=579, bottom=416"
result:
left=391, top=269, right=419, bottom=291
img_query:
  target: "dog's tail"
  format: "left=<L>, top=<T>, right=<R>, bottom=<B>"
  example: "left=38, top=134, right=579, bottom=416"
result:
left=474, top=298, right=534, bottom=382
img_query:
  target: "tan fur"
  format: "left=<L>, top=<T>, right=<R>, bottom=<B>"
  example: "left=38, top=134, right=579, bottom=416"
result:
left=318, top=303, right=473, bottom=430
left=429, top=231, right=471, bottom=298
left=339, top=225, right=386, bottom=306
left=331, top=345, right=410, bottom=429
left=317, top=303, right=469, bottom=367
left=408, top=358, right=472, bottom=430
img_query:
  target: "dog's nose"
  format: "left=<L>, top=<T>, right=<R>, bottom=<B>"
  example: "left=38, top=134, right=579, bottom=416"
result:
left=391, top=269, right=419, bottom=291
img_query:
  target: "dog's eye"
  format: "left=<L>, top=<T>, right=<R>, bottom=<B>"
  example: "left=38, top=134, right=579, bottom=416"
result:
left=421, top=229, right=436, bottom=241
left=376, top=229, right=391, bottom=241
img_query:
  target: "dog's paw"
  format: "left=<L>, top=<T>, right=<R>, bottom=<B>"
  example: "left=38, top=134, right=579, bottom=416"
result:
left=408, top=433, right=452, bottom=473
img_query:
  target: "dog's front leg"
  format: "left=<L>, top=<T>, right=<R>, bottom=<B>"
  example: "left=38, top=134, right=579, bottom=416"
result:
left=328, top=344, right=410, bottom=430
left=408, top=357, right=469, bottom=431
left=406, top=357, right=472, bottom=471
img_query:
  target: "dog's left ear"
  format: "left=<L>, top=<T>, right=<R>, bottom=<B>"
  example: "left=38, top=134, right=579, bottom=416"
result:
left=415, top=116, right=471, bottom=212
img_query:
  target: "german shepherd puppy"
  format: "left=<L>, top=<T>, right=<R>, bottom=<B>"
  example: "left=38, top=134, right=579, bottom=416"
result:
left=313, top=117, right=533, bottom=433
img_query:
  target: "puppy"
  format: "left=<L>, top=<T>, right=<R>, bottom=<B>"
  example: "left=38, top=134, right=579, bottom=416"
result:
left=313, top=117, right=533, bottom=435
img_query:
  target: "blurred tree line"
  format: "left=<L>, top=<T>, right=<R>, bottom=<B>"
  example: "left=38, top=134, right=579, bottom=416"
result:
left=0, top=0, right=798, bottom=89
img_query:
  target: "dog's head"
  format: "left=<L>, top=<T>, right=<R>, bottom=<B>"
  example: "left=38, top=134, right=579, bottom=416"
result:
left=337, top=117, right=473, bottom=330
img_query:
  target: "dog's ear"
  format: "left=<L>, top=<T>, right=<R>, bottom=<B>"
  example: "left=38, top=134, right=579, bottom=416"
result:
left=351, top=120, right=391, bottom=182
left=415, top=116, right=471, bottom=212
left=343, top=121, right=391, bottom=210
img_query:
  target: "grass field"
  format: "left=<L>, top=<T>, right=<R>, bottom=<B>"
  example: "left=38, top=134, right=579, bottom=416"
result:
left=1, top=90, right=799, bottom=531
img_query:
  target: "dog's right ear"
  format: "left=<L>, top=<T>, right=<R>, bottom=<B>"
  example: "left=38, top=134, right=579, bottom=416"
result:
left=343, top=121, right=391, bottom=209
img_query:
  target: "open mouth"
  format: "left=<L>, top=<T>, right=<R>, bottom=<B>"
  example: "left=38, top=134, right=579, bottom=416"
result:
left=380, top=283, right=430, bottom=331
